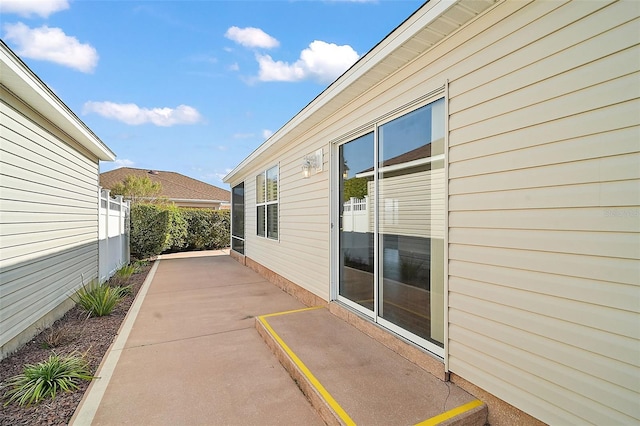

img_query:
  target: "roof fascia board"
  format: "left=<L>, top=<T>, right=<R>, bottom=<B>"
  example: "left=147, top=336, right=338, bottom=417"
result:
left=0, top=42, right=115, bottom=161
left=224, top=0, right=457, bottom=183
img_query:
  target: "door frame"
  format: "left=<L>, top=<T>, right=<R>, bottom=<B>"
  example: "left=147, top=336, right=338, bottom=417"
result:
left=330, top=86, right=449, bottom=361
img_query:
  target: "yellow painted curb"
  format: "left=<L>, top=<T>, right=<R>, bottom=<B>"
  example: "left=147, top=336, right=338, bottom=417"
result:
left=415, top=399, right=484, bottom=426
left=258, top=307, right=356, bottom=426
left=260, top=306, right=484, bottom=426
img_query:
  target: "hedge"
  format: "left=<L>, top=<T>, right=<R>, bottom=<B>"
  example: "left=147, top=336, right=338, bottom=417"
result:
left=130, top=204, right=230, bottom=259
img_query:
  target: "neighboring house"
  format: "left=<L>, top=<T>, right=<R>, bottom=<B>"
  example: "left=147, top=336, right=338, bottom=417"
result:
left=100, top=167, right=230, bottom=209
left=0, top=41, right=116, bottom=359
left=224, top=1, right=639, bottom=425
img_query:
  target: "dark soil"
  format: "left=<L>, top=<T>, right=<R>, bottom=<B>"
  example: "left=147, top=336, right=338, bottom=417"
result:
left=0, top=262, right=153, bottom=426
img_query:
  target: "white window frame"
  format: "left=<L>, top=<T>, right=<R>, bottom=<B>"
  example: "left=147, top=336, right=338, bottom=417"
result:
left=256, top=164, right=279, bottom=240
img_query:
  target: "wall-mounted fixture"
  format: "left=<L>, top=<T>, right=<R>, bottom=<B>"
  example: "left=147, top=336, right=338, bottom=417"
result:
left=342, top=162, right=350, bottom=179
left=302, top=148, right=323, bottom=178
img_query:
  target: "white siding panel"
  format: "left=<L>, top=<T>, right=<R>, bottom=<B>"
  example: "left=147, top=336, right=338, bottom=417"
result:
left=447, top=1, right=640, bottom=424
left=228, top=0, right=639, bottom=423
left=449, top=228, right=639, bottom=260
left=1, top=104, right=96, bottom=178
left=449, top=207, right=640, bottom=233
left=449, top=99, right=639, bottom=162
left=450, top=152, right=639, bottom=195
left=448, top=126, right=639, bottom=179
left=450, top=308, right=639, bottom=394
left=449, top=260, right=637, bottom=312
left=0, top=99, right=99, bottom=351
left=448, top=337, right=637, bottom=425
left=450, top=71, right=638, bottom=145
left=450, top=244, right=638, bottom=287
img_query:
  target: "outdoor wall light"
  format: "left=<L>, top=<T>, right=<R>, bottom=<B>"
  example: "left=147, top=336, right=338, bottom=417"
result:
left=302, top=149, right=323, bottom=178
left=342, top=162, right=350, bottom=179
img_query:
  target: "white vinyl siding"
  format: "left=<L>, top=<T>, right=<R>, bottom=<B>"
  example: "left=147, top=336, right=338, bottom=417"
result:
left=233, top=147, right=331, bottom=301
left=445, top=1, right=640, bottom=425
left=225, top=0, right=639, bottom=424
left=0, top=99, right=100, bottom=351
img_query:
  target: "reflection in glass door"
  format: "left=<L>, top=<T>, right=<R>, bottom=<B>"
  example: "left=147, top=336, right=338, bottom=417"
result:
left=336, top=97, right=445, bottom=353
left=338, top=133, right=375, bottom=312
left=377, top=99, right=445, bottom=348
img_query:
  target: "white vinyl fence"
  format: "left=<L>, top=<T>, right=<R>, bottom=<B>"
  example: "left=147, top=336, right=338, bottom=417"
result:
left=343, top=197, right=369, bottom=232
left=99, top=188, right=130, bottom=282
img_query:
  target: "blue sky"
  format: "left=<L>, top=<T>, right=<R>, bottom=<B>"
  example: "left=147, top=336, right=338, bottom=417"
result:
left=1, top=0, right=424, bottom=188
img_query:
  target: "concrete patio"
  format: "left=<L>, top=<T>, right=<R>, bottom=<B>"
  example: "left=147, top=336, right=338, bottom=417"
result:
left=70, top=251, right=486, bottom=425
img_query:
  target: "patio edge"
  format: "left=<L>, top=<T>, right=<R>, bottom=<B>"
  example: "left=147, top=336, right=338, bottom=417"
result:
left=69, top=259, right=160, bottom=426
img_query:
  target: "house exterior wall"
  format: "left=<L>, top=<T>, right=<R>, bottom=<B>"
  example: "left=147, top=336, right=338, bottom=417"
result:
left=0, top=90, right=101, bottom=358
left=444, top=1, right=639, bottom=424
left=225, top=1, right=639, bottom=424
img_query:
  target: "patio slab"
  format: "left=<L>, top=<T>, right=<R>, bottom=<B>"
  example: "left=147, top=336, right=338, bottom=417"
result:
left=72, top=250, right=486, bottom=426
left=257, top=307, right=486, bottom=426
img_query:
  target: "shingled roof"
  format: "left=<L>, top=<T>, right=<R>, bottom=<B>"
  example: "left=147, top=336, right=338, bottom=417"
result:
left=100, top=167, right=230, bottom=202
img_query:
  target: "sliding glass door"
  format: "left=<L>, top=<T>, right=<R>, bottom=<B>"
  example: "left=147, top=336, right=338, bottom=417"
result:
left=338, top=133, right=375, bottom=311
left=336, top=97, right=445, bottom=354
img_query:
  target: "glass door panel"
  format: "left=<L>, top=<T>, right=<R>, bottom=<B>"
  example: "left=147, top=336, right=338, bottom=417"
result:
left=377, top=99, right=445, bottom=347
left=338, top=132, right=375, bottom=311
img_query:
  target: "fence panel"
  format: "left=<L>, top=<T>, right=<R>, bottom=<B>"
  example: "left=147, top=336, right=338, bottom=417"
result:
left=98, top=188, right=130, bottom=282
left=343, top=197, right=369, bottom=232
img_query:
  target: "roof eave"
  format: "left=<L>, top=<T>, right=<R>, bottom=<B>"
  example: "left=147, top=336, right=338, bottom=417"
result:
left=223, top=0, right=482, bottom=183
left=0, top=41, right=115, bottom=161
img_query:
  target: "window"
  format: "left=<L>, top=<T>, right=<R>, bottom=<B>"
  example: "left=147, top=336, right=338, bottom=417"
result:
left=256, top=165, right=278, bottom=239
left=231, top=182, right=245, bottom=254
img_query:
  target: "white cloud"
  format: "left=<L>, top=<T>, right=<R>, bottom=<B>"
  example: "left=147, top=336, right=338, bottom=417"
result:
left=3, top=23, right=98, bottom=73
left=232, top=132, right=254, bottom=139
left=262, top=129, right=273, bottom=140
left=114, top=159, right=135, bottom=168
left=83, top=101, right=203, bottom=127
left=228, top=62, right=239, bottom=72
left=257, top=40, right=359, bottom=83
left=199, top=169, right=232, bottom=183
left=225, top=26, right=279, bottom=49
left=214, top=168, right=233, bottom=182
left=0, top=0, right=69, bottom=18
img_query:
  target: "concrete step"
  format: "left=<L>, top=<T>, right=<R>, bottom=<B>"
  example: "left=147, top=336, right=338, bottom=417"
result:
left=256, top=306, right=487, bottom=426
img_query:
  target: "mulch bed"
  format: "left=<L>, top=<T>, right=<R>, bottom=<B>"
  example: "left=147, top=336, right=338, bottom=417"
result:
left=0, top=262, right=153, bottom=426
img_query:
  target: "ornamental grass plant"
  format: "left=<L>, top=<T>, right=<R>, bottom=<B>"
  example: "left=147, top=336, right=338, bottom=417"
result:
left=74, top=280, right=124, bottom=317
left=3, top=352, right=93, bottom=406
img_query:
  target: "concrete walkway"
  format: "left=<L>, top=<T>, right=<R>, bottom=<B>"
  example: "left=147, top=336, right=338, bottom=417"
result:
left=71, top=251, right=323, bottom=426
left=71, top=251, right=485, bottom=426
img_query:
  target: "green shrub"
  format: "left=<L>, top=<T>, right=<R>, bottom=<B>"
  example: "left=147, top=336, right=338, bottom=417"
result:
left=162, top=204, right=188, bottom=252
left=130, top=204, right=169, bottom=258
left=74, top=281, right=123, bottom=317
left=130, top=205, right=230, bottom=257
left=182, top=209, right=230, bottom=250
left=3, top=353, right=93, bottom=406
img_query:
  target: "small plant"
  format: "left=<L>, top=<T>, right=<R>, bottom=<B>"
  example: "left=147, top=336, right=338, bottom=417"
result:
left=109, top=263, right=136, bottom=286
left=74, top=280, right=123, bottom=317
left=3, top=352, right=93, bottom=406
left=40, top=325, right=75, bottom=349
left=133, top=260, right=149, bottom=273
left=112, top=284, right=132, bottom=298
left=116, top=264, right=135, bottom=280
